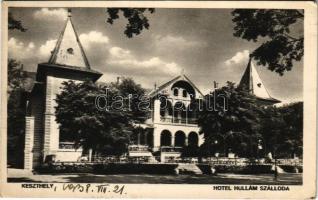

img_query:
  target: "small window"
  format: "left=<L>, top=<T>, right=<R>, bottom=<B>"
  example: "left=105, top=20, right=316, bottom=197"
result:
left=173, top=88, right=178, bottom=96
left=67, top=48, right=74, bottom=54
left=183, top=90, right=187, bottom=97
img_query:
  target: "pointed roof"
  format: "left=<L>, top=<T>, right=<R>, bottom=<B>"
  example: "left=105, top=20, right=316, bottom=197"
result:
left=48, top=9, right=90, bottom=69
left=239, top=57, right=280, bottom=103
left=148, top=73, right=204, bottom=98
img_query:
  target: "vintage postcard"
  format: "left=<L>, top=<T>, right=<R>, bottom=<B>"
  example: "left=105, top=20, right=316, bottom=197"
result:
left=0, top=1, right=317, bottom=199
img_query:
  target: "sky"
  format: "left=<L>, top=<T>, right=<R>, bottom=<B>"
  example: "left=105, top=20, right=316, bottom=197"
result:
left=8, top=8, right=303, bottom=103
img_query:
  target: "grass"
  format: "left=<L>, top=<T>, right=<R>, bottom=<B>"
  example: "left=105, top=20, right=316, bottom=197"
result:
left=8, top=172, right=302, bottom=185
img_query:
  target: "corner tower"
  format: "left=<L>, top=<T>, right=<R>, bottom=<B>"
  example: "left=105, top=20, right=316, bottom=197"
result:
left=238, top=57, right=281, bottom=105
left=24, top=9, right=102, bottom=170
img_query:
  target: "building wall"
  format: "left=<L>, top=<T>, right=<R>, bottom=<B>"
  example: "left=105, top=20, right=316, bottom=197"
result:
left=43, top=76, right=82, bottom=161
left=150, top=79, right=205, bottom=151
left=153, top=123, right=204, bottom=151
left=24, top=86, right=45, bottom=169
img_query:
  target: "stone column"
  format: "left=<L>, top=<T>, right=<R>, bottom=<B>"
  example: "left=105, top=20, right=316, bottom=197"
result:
left=171, top=133, right=175, bottom=147
left=24, top=116, right=35, bottom=170
left=153, top=99, right=161, bottom=123
left=185, top=137, right=188, bottom=146
left=153, top=128, right=161, bottom=151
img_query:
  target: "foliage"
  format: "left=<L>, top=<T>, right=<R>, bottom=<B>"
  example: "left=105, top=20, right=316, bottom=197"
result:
left=55, top=78, right=147, bottom=156
left=182, top=145, right=199, bottom=157
left=198, top=82, right=303, bottom=159
left=279, top=102, right=303, bottom=157
left=232, top=9, right=303, bottom=75
left=37, top=162, right=178, bottom=174
left=106, top=8, right=155, bottom=38
left=113, top=77, right=149, bottom=122
left=198, top=82, right=263, bottom=157
left=8, top=12, right=27, bottom=32
left=7, top=11, right=27, bottom=167
left=261, top=102, right=303, bottom=158
left=8, top=59, right=27, bottom=94
left=7, top=59, right=28, bottom=167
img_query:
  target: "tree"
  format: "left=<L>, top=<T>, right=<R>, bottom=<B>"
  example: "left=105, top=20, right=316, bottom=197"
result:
left=7, top=11, right=27, bottom=167
left=9, top=12, right=27, bottom=32
left=261, top=102, right=303, bottom=158
left=7, top=59, right=28, bottom=167
left=279, top=102, right=303, bottom=158
left=8, top=59, right=27, bottom=95
left=260, top=106, right=286, bottom=159
left=9, top=8, right=153, bottom=37
left=106, top=8, right=155, bottom=38
left=55, top=78, right=148, bottom=156
left=198, top=82, right=263, bottom=158
left=232, top=9, right=303, bottom=75
left=114, top=77, right=148, bottom=122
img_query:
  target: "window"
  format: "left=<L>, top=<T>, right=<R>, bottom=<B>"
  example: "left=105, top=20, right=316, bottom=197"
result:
left=182, top=90, right=187, bottom=97
left=173, top=88, right=178, bottom=96
left=67, top=48, right=74, bottom=54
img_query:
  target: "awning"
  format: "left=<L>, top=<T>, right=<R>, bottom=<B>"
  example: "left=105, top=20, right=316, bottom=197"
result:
left=133, top=123, right=154, bottom=129
left=129, top=152, right=153, bottom=157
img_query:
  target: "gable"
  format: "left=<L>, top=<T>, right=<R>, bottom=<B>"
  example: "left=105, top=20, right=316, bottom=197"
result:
left=149, top=74, right=204, bottom=98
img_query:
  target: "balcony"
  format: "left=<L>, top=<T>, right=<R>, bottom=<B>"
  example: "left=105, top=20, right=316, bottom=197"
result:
left=160, top=146, right=183, bottom=152
left=59, top=141, right=77, bottom=149
left=160, top=117, right=198, bottom=125
left=128, top=145, right=150, bottom=152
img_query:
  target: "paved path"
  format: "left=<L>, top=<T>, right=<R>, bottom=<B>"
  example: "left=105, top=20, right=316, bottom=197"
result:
left=7, top=168, right=302, bottom=185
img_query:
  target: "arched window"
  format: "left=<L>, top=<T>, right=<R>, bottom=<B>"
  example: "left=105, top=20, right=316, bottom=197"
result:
left=147, top=131, right=154, bottom=147
left=174, top=101, right=186, bottom=119
left=160, top=99, right=173, bottom=116
left=161, top=130, right=172, bottom=146
left=173, top=88, right=179, bottom=96
left=187, top=102, right=198, bottom=119
left=175, top=131, right=186, bottom=147
left=188, top=132, right=199, bottom=147
left=183, top=90, right=187, bottom=97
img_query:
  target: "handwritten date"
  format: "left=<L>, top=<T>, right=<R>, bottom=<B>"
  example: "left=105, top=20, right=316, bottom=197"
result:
left=62, top=184, right=126, bottom=195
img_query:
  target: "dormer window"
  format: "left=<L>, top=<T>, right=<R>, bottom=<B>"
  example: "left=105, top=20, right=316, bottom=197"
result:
left=173, top=88, right=178, bottom=96
left=67, top=48, right=74, bottom=54
left=183, top=90, right=187, bottom=97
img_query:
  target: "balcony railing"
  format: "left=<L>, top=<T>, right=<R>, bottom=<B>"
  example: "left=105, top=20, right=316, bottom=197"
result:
left=160, top=117, right=198, bottom=125
left=59, top=142, right=77, bottom=149
left=160, top=146, right=183, bottom=152
left=128, top=145, right=150, bottom=152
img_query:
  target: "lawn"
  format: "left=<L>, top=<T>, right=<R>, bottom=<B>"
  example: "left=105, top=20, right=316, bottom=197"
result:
left=8, top=169, right=302, bottom=185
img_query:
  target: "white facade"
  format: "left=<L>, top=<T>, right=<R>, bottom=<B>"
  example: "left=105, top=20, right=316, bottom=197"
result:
left=24, top=10, right=281, bottom=169
left=24, top=10, right=101, bottom=170
left=130, top=74, right=206, bottom=162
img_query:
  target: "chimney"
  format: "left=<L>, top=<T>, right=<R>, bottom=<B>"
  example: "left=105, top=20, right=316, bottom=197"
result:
left=214, top=81, right=218, bottom=89
left=116, top=77, right=120, bottom=85
left=68, top=8, right=72, bottom=18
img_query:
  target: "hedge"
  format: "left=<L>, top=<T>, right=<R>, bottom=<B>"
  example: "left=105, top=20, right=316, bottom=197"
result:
left=36, top=163, right=178, bottom=175
left=35, top=162, right=302, bottom=175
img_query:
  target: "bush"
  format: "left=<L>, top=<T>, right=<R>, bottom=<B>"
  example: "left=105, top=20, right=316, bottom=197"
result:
left=197, top=164, right=213, bottom=174
left=280, top=165, right=303, bottom=173
left=35, top=162, right=302, bottom=175
left=36, top=162, right=178, bottom=175
left=212, top=164, right=302, bottom=174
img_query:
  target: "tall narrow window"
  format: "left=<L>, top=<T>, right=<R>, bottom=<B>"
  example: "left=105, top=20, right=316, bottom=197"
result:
left=183, top=90, right=187, bottom=97
left=173, top=88, right=178, bottom=96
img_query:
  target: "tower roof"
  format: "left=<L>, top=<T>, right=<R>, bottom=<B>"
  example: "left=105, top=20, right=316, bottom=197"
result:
left=48, top=9, right=90, bottom=69
left=238, top=57, right=281, bottom=103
